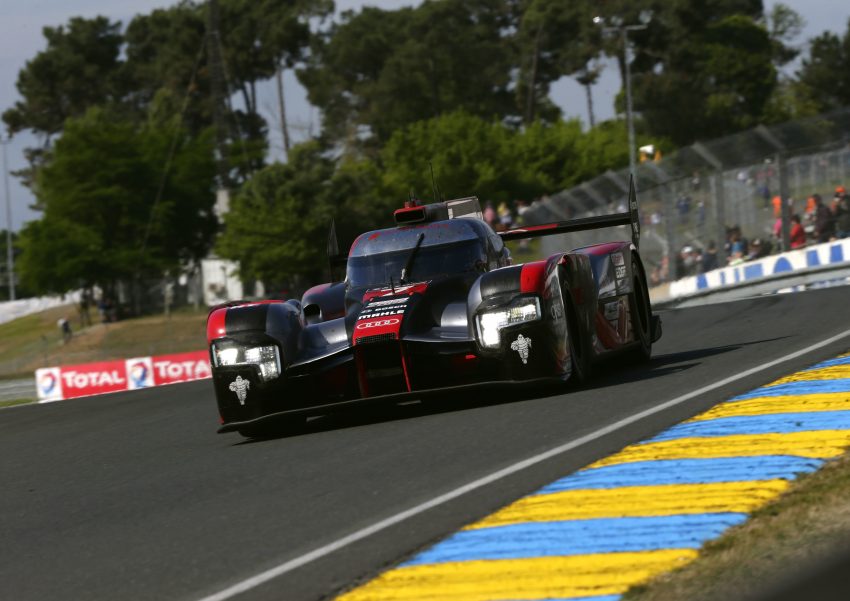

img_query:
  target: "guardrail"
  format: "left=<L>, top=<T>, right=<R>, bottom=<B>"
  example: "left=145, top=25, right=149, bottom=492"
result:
left=35, top=350, right=210, bottom=402
left=655, top=238, right=850, bottom=306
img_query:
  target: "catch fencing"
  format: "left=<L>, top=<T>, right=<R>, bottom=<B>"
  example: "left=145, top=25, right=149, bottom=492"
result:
left=524, top=108, right=850, bottom=284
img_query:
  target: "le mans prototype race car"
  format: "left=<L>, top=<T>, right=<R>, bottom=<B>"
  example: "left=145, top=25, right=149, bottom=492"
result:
left=207, top=178, right=662, bottom=437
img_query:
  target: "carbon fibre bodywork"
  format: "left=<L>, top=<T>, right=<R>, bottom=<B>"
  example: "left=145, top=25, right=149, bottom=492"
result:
left=207, top=193, right=659, bottom=436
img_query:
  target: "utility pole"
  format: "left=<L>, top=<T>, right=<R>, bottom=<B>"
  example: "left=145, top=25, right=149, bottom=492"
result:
left=594, top=11, right=652, bottom=182
left=206, top=0, right=230, bottom=190
left=1, top=137, right=15, bottom=301
left=275, top=63, right=291, bottom=161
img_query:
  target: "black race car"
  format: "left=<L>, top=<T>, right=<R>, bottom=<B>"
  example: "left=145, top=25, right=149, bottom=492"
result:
left=207, top=178, right=661, bottom=437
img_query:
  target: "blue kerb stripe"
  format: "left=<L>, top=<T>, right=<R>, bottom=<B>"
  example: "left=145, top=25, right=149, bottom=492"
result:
left=730, top=379, right=850, bottom=400
left=538, top=456, right=822, bottom=492
left=803, top=356, right=850, bottom=370
left=646, top=411, right=850, bottom=442
left=401, top=514, right=747, bottom=566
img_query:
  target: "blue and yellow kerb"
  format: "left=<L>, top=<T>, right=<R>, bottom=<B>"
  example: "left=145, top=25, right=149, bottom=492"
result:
left=336, top=354, right=850, bottom=601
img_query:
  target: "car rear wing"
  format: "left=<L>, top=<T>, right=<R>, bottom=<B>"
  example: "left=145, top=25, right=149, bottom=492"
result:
left=499, top=175, right=640, bottom=249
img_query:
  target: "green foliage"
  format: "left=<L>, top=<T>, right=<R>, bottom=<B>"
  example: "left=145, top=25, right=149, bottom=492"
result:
left=216, top=142, right=385, bottom=285
left=17, top=108, right=217, bottom=294
left=381, top=111, right=633, bottom=204
left=2, top=16, right=125, bottom=138
left=634, top=12, right=776, bottom=145
left=299, top=0, right=517, bottom=146
left=796, top=19, right=850, bottom=113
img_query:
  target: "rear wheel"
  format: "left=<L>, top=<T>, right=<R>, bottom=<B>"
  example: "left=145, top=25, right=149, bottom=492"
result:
left=627, top=257, right=652, bottom=363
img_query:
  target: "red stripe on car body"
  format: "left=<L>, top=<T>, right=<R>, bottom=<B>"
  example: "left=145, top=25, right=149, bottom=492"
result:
left=207, top=308, right=227, bottom=344
left=520, top=262, right=547, bottom=294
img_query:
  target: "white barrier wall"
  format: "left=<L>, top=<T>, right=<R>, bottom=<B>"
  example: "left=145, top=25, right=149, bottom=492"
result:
left=0, top=291, right=81, bottom=326
left=669, top=238, right=850, bottom=298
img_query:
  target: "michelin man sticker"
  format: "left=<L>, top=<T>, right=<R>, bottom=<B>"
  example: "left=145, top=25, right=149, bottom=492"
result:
left=511, top=334, right=532, bottom=364
left=229, top=375, right=250, bottom=405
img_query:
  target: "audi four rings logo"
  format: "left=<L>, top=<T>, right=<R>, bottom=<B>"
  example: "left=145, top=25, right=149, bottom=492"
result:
left=356, top=319, right=400, bottom=329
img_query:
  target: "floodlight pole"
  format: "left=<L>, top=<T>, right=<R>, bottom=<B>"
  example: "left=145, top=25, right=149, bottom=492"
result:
left=598, top=17, right=649, bottom=181
left=1, top=137, right=14, bottom=301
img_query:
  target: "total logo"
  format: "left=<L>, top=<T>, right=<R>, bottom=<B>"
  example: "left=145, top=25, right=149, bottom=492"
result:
left=35, top=367, right=63, bottom=402
left=356, top=319, right=400, bottom=330
left=125, top=357, right=154, bottom=390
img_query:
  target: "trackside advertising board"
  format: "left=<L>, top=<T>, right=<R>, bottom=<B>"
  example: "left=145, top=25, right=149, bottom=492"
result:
left=35, top=350, right=211, bottom=402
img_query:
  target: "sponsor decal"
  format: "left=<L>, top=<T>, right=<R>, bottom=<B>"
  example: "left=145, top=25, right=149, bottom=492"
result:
left=356, top=318, right=400, bottom=330
left=126, top=357, right=154, bottom=390
left=612, top=252, right=625, bottom=267
left=229, top=375, right=250, bottom=405
left=34, top=351, right=212, bottom=402
left=604, top=301, right=620, bottom=321
left=151, top=351, right=211, bottom=385
left=615, top=265, right=627, bottom=280
left=36, top=367, right=63, bottom=402
left=361, top=282, right=430, bottom=302
left=510, top=334, right=532, bottom=364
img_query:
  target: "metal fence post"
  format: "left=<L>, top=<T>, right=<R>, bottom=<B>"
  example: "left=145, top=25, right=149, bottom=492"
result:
left=664, top=184, right=678, bottom=280
left=712, top=171, right=727, bottom=266
left=777, top=152, right=791, bottom=251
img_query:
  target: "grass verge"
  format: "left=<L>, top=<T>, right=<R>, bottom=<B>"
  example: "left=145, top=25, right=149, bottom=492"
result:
left=0, top=305, right=208, bottom=377
left=0, top=398, right=35, bottom=408
left=624, top=452, right=850, bottom=601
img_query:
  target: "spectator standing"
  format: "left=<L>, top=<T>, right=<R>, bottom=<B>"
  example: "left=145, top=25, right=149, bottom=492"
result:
left=57, top=318, right=72, bottom=344
left=836, top=193, right=850, bottom=239
left=790, top=214, right=807, bottom=249
left=701, top=241, right=719, bottom=272
left=813, top=194, right=835, bottom=242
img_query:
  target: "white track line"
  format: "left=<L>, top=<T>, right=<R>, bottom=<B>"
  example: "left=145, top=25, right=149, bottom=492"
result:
left=196, top=328, right=850, bottom=601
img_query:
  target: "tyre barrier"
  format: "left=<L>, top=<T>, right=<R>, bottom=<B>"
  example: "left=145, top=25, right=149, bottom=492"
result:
left=336, top=353, right=850, bottom=601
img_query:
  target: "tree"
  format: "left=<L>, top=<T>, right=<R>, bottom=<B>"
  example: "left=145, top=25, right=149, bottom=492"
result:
left=17, top=108, right=217, bottom=297
left=2, top=16, right=125, bottom=141
left=380, top=111, right=634, bottom=204
left=796, top=18, right=850, bottom=113
left=632, top=12, right=776, bottom=145
left=216, top=141, right=384, bottom=285
left=299, top=0, right=516, bottom=148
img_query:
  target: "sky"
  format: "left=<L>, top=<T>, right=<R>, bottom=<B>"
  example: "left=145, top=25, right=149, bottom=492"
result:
left=1, top=0, right=848, bottom=232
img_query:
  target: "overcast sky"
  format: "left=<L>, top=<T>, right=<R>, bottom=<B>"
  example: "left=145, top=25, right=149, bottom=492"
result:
left=1, top=0, right=848, bottom=231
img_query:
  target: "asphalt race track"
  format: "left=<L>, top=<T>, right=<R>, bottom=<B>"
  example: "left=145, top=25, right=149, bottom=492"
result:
left=3, top=287, right=850, bottom=601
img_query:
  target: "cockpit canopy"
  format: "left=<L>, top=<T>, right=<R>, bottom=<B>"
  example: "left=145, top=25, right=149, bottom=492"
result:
left=347, top=220, right=489, bottom=290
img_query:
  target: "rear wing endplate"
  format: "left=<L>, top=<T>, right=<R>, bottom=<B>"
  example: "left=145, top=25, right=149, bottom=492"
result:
left=499, top=175, right=640, bottom=249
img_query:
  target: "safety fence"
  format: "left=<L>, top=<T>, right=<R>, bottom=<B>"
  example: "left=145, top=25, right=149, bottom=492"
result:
left=35, top=350, right=210, bottom=402
left=527, top=108, right=850, bottom=283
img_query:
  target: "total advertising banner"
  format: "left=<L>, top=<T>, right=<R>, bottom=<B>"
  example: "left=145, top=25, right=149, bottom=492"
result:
left=35, top=350, right=211, bottom=402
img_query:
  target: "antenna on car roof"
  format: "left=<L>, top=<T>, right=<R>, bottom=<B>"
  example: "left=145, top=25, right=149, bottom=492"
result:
left=429, top=160, right=441, bottom=203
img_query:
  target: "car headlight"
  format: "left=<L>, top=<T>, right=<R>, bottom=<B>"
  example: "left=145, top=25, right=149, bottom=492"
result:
left=212, top=343, right=281, bottom=381
left=476, top=297, right=541, bottom=349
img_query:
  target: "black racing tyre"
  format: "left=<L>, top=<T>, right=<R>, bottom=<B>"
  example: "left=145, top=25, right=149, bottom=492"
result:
left=564, top=294, right=591, bottom=385
left=627, top=257, right=652, bottom=363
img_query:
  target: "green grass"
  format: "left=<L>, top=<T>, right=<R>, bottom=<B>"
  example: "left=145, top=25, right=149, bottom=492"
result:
left=0, top=398, right=34, bottom=408
left=624, top=452, right=850, bottom=601
left=0, top=305, right=208, bottom=377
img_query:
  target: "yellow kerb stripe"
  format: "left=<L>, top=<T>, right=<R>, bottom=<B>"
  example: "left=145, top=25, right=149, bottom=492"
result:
left=768, top=365, right=850, bottom=385
left=690, top=393, right=850, bottom=421
left=336, top=549, right=698, bottom=601
left=465, top=480, right=787, bottom=529
left=588, top=430, right=850, bottom=468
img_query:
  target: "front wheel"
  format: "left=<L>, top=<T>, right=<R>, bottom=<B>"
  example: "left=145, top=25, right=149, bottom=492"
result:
left=564, top=294, right=591, bottom=385
left=627, top=257, right=652, bottom=363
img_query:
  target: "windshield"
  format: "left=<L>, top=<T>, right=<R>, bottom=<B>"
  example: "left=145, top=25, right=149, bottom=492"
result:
left=347, top=240, right=486, bottom=289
